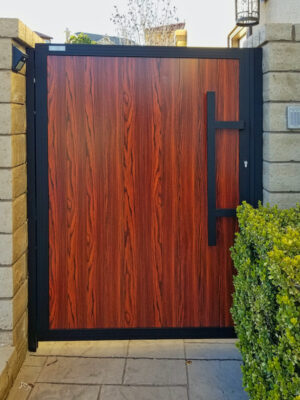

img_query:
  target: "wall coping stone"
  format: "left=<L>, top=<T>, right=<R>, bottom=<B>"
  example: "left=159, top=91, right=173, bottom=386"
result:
left=295, top=24, right=300, bottom=41
left=0, top=18, right=44, bottom=48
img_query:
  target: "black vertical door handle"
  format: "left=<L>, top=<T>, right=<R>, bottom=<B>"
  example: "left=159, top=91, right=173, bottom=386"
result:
left=206, top=91, right=245, bottom=246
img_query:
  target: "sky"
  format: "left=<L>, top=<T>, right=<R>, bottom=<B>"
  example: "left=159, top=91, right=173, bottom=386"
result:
left=1, top=0, right=236, bottom=47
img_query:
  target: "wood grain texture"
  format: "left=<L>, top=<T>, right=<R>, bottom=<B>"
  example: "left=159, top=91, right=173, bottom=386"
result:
left=47, top=56, right=239, bottom=330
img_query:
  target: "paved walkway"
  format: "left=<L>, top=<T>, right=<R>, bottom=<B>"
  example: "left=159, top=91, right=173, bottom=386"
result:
left=7, top=339, right=248, bottom=400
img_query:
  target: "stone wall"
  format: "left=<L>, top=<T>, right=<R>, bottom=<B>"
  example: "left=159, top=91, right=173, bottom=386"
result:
left=243, top=23, right=300, bottom=208
left=258, top=0, right=300, bottom=25
left=0, top=18, right=43, bottom=399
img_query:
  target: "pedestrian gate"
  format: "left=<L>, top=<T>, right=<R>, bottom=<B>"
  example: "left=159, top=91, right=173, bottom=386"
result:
left=27, top=45, right=262, bottom=351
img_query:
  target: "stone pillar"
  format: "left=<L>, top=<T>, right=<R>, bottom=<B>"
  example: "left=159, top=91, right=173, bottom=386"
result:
left=0, top=18, right=43, bottom=399
left=175, top=29, right=187, bottom=46
left=243, top=23, right=300, bottom=208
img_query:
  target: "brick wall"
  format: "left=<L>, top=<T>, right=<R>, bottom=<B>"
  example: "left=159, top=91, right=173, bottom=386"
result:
left=0, top=18, right=43, bottom=399
left=243, top=24, right=300, bottom=208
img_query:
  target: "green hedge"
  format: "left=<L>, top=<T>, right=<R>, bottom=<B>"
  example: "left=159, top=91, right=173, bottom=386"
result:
left=231, top=202, right=300, bottom=400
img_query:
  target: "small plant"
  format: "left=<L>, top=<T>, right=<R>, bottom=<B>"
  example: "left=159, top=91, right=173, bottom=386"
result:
left=231, top=202, right=300, bottom=400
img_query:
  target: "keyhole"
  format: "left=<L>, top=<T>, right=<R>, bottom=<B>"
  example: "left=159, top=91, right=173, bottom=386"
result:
left=244, top=161, right=248, bottom=168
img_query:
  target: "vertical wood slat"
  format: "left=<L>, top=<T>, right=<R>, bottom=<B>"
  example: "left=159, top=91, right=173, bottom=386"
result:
left=48, top=56, right=239, bottom=330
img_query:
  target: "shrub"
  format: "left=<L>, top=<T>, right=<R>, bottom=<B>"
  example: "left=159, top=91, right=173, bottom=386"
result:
left=69, top=33, right=96, bottom=44
left=231, top=202, right=300, bottom=400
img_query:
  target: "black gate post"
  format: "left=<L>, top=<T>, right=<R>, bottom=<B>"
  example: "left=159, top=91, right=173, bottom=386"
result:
left=26, top=47, right=38, bottom=352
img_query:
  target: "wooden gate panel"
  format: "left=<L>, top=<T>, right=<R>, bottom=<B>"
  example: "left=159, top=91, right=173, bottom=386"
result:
left=48, top=55, right=240, bottom=330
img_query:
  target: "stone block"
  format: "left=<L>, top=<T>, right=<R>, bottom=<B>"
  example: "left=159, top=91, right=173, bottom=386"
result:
left=12, top=164, right=27, bottom=199
left=295, top=24, right=300, bottom=42
left=263, top=72, right=300, bottom=102
left=0, top=364, right=9, bottom=400
left=0, top=195, right=26, bottom=233
left=263, top=190, right=300, bottom=208
left=0, top=331, right=12, bottom=345
left=0, top=104, right=11, bottom=134
left=12, top=135, right=26, bottom=167
left=0, top=103, right=27, bottom=136
left=263, top=161, right=300, bottom=192
left=175, top=30, right=187, bottom=47
left=0, top=267, right=13, bottom=298
left=0, top=19, right=19, bottom=39
left=263, top=103, right=300, bottom=132
left=12, top=222, right=28, bottom=263
left=24, top=23, right=45, bottom=47
left=0, top=169, right=12, bottom=199
left=263, top=42, right=300, bottom=73
left=252, top=31, right=260, bottom=47
left=11, top=104, right=26, bottom=134
left=0, top=222, right=28, bottom=264
left=11, top=73, right=25, bottom=104
left=0, top=136, right=11, bottom=167
left=260, top=23, right=293, bottom=44
left=0, top=299, right=13, bottom=329
left=0, top=346, right=14, bottom=372
left=7, top=339, right=27, bottom=381
left=241, top=39, right=248, bottom=48
left=0, top=345, right=15, bottom=400
left=0, top=39, right=12, bottom=69
left=0, top=201, right=12, bottom=233
left=0, top=70, right=11, bottom=102
left=0, top=135, right=26, bottom=168
left=0, top=233, right=12, bottom=265
left=12, top=310, right=27, bottom=349
left=12, top=194, right=27, bottom=232
left=12, top=279, right=27, bottom=327
left=0, top=71, right=25, bottom=104
left=0, top=18, right=44, bottom=47
left=263, top=133, right=300, bottom=162
left=12, top=253, right=27, bottom=295
left=0, top=165, right=26, bottom=200
left=246, top=36, right=253, bottom=48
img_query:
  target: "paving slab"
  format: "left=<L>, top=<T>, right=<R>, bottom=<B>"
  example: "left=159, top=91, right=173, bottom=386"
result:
left=32, top=340, right=128, bottom=357
left=124, top=359, right=187, bottom=385
left=14, top=365, right=43, bottom=384
left=7, top=340, right=249, bottom=400
left=37, top=357, right=125, bottom=384
left=100, top=385, right=188, bottom=400
left=23, top=355, right=47, bottom=367
left=185, top=343, right=242, bottom=360
left=28, top=383, right=100, bottom=400
left=128, top=340, right=185, bottom=359
left=6, top=381, right=32, bottom=400
left=188, top=360, right=248, bottom=400
left=184, top=339, right=238, bottom=344
left=6, top=365, right=43, bottom=400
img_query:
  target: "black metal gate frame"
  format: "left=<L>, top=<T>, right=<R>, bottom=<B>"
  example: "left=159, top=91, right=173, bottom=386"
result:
left=26, top=44, right=262, bottom=351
